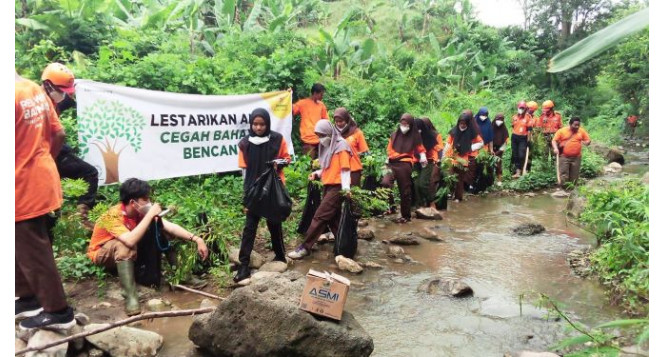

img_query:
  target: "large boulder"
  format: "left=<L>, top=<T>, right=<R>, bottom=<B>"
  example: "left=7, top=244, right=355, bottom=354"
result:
left=189, top=271, right=374, bottom=357
left=417, top=277, right=473, bottom=297
left=229, top=248, right=265, bottom=269
left=512, top=223, right=545, bottom=236
left=566, top=192, right=587, bottom=219
left=606, top=148, right=625, bottom=165
left=84, top=324, right=163, bottom=357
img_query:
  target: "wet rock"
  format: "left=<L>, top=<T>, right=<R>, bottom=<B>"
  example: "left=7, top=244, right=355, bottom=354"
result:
left=414, top=207, right=443, bottom=220
left=70, top=325, right=86, bottom=352
left=516, top=352, right=560, bottom=357
left=357, top=228, right=375, bottom=240
left=357, top=219, right=369, bottom=227
left=147, top=298, right=168, bottom=312
left=393, top=258, right=405, bottom=264
left=199, top=298, right=217, bottom=309
left=189, top=271, right=374, bottom=357
left=607, top=148, right=625, bottom=165
left=15, top=338, right=26, bottom=352
left=88, top=348, right=104, bottom=357
left=386, top=245, right=406, bottom=259
left=513, top=223, right=545, bottom=236
left=604, top=162, right=623, bottom=174
left=85, top=323, right=163, bottom=357
left=251, top=271, right=279, bottom=282
left=335, top=255, right=363, bottom=274
left=566, top=192, right=587, bottom=219
left=417, top=277, right=473, bottom=297
left=26, top=330, right=68, bottom=357
left=523, top=192, right=535, bottom=197
left=229, top=248, right=265, bottom=269
left=74, top=312, right=90, bottom=325
left=567, top=249, right=592, bottom=278
left=361, top=261, right=384, bottom=269
left=92, top=302, right=112, bottom=309
left=550, top=190, right=570, bottom=198
left=258, top=261, right=288, bottom=273
left=317, top=232, right=335, bottom=243
left=416, top=227, right=443, bottom=241
left=388, top=235, right=420, bottom=245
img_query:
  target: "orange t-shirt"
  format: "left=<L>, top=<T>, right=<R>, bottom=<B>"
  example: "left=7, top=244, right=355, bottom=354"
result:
left=511, top=113, right=533, bottom=136
left=627, top=115, right=638, bottom=125
left=15, top=79, right=64, bottom=222
left=238, top=137, right=291, bottom=183
left=444, top=134, right=483, bottom=166
left=293, top=98, right=328, bottom=145
left=386, top=137, right=425, bottom=163
left=553, top=127, right=591, bottom=157
left=426, top=133, right=445, bottom=162
left=321, top=150, right=351, bottom=185
left=87, top=204, right=138, bottom=261
left=345, top=129, right=369, bottom=172
left=537, top=112, right=562, bottom=134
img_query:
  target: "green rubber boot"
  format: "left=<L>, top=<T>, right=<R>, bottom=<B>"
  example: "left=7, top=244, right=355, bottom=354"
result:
left=116, top=260, right=141, bottom=316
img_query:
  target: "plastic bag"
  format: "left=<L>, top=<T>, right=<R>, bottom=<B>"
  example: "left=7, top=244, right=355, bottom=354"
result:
left=245, top=166, right=293, bottom=223
left=135, top=218, right=167, bottom=288
left=334, top=198, right=358, bottom=259
left=297, top=181, right=321, bottom=234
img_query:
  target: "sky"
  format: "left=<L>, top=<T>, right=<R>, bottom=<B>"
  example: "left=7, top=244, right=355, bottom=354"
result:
left=471, top=0, right=526, bottom=28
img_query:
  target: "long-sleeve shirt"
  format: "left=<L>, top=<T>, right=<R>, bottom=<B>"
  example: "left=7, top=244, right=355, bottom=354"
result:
left=386, top=137, right=425, bottom=164
left=443, top=134, right=484, bottom=166
left=345, top=129, right=369, bottom=172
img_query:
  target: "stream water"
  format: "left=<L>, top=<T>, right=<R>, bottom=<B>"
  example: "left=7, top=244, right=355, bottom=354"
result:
left=136, top=189, right=629, bottom=356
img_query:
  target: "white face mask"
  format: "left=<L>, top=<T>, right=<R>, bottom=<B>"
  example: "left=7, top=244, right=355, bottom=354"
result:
left=400, top=125, right=410, bottom=134
left=480, top=115, right=487, bottom=121
left=134, top=201, right=152, bottom=215
left=337, top=124, right=347, bottom=132
left=248, top=136, right=270, bottom=145
left=319, top=136, right=332, bottom=146
left=518, top=108, right=525, bottom=115
left=459, top=127, right=467, bottom=132
left=496, top=120, right=504, bottom=126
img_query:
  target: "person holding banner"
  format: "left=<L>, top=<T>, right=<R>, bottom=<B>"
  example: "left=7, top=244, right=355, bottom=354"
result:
left=293, top=83, right=329, bottom=159
left=288, top=120, right=353, bottom=260
left=87, top=178, right=209, bottom=316
left=333, top=107, right=369, bottom=186
left=234, top=108, right=291, bottom=283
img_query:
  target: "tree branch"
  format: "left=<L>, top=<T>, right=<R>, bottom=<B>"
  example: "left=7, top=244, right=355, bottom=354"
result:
left=15, top=307, right=214, bottom=356
left=172, top=284, right=224, bottom=300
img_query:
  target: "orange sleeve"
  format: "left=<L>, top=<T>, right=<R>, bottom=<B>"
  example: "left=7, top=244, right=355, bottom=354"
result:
left=444, top=135, right=453, bottom=157
left=339, top=150, right=351, bottom=170
left=386, top=137, right=396, bottom=158
left=356, top=131, right=369, bottom=153
left=581, top=129, right=590, bottom=141
left=435, top=134, right=444, bottom=151
left=415, top=143, right=425, bottom=154
left=473, top=135, right=483, bottom=144
left=553, top=129, right=563, bottom=142
left=48, top=101, right=63, bottom=133
left=321, top=102, right=329, bottom=119
left=292, top=100, right=301, bottom=116
left=278, top=137, right=291, bottom=162
left=238, top=148, right=246, bottom=168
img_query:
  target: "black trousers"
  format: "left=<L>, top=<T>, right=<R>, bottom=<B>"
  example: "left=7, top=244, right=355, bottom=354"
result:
left=511, top=134, right=528, bottom=172
left=240, top=211, right=286, bottom=266
left=56, top=150, right=99, bottom=207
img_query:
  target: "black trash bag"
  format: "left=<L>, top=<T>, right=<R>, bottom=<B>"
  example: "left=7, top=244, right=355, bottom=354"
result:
left=245, top=166, right=293, bottom=223
left=362, top=174, right=379, bottom=191
left=135, top=218, right=170, bottom=288
left=470, top=163, right=495, bottom=194
left=297, top=181, right=322, bottom=234
left=435, top=169, right=449, bottom=211
left=334, top=198, right=358, bottom=259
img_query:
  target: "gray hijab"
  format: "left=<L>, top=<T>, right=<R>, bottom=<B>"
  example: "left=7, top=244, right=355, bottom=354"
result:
left=315, top=120, right=352, bottom=170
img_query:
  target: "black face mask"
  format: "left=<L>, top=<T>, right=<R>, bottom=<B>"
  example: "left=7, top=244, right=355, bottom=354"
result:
left=56, top=95, right=76, bottom=114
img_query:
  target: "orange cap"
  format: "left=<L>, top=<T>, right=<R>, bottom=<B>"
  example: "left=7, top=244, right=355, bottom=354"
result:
left=542, top=100, right=554, bottom=109
left=527, top=101, right=538, bottom=111
left=41, top=63, right=75, bottom=94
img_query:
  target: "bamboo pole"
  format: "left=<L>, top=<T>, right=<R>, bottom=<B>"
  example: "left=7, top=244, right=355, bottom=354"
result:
left=172, top=284, right=224, bottom=300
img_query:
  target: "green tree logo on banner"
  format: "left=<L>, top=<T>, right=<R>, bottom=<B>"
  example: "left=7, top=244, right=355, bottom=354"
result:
left=78, top=100, right=145, bottom=184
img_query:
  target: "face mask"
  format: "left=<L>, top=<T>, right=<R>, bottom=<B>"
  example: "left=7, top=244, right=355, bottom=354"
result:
left=134, top=201, right=152, bottom=215
left=400, top=125, right=410, bottom=134
left=480, top=115, right=487, bottom=121
left=248, top=136, right=269, bottom=145
left=459, top=127, right=467, bottom=132
left=518, top=108, right=525, bottom=115
left=56, top=94, right=76, bottom=114
left=319, top=137, right=332, bottom=146
left=337, top=124, right=347, bottom=132
left=496, top=120, right=504, bottom=126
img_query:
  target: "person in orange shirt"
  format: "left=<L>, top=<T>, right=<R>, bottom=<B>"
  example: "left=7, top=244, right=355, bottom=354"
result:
left=552, top=117, right=591, bottom=187
left=443, top=113, right=484, bottom=202
left=380, top=113, right=426, bottom=223
left=292, top=83, right=328, bottom=159
left=527, top=101, right=539, bottom=118
left=87, top=178, right=209, bottom=315
left=414, top=117, right=442, bottom=210
left=288, top=120, right=353, bottom=259
left=626, top=115, right=638, bottom=138
left=537, top=100, right=563, bottom=161
left=333, top=107, right=369, bottom=186
left=15, top=72, right=76, bottom=331
left=234, top=108, right=291, bottom=282
left=510, top=101, right=533, bottom=178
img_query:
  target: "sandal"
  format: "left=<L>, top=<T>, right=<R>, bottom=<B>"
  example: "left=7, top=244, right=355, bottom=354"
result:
left=392, top=217, right=410, bottom=224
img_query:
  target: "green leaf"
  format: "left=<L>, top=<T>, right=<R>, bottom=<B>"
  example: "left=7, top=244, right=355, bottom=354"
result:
left=554, top=334, right=594, bottom=349
left=548, top=8, right=649, bottom=73
left=594, top=319, right=648, bottom=329
left=15, top=18, right=50, bottom=30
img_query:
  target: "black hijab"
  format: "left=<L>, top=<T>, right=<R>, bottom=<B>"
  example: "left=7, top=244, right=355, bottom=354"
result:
left=238, top=108, right=284, bottom=194
left=390, top=114, right=422, bottom=153
left=492, top=113, right=509, bottom=147
left=415, top=118, right=438, bottom=151
left=448, top=113, right=477, bottom=155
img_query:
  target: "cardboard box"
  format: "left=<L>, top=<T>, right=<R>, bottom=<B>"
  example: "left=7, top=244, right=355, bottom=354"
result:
left=299, top=269, right=351, bottom=321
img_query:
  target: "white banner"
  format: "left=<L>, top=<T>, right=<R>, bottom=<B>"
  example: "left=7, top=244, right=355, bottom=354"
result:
left=75, top=80, right=293, bottom=185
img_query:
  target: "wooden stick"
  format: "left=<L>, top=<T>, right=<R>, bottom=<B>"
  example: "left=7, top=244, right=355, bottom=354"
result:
left=173, top=284, right=224, bottom=300
left=522, top=146, right=530, bottom=175
left=15, top=307, right=214, bottom=356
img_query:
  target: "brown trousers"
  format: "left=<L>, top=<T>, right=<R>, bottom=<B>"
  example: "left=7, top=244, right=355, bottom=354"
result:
left=453, top=167, right=466, bottom=201
left=380, top=161, right=413, bottom=219
left=494, top=151, right=504, bottom=178
left=94, top=239, right=138, bottom=269
left=302, top=143, right=318, bottom=160
left=351, top=170, right=362, bottom=187
left=301, top=185, right=343, bottom=250
left=16, top=214, right=68, bottom=312
left=559, top=155, right=581, bottom=186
